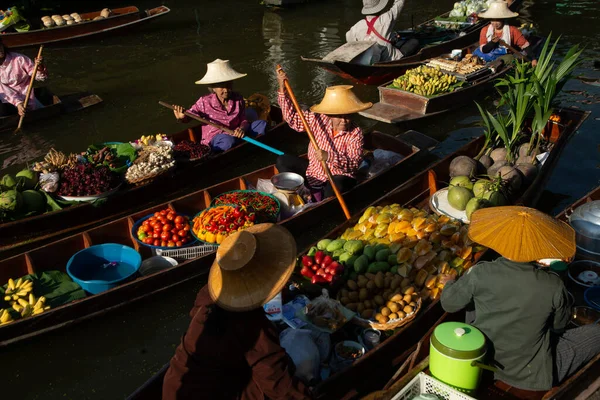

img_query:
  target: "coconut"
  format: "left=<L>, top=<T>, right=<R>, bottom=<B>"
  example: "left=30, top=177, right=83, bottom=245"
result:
left=466, top=197, right=489, bottom=220
left=516, top=155, right=535, bottom=165
left=449, top=156, right=478, bottom=178
left=516, top=163, right=538, bottom=186
left=21, top=190, right=46, bottom=213
left=479, top=154, right=494, bottom=169
left=473, top=179, right=491, bottom=198
left=0, top=190, right=22, bottom=212
left=449, top=176, right=474, bottom=191
left=487, top=160, right=508, bottom=178
left=1, top=174, right=17, bottom=189
left=16, top=168, right=38, bottom=190
left=483, top=190, right=508, bottom=207
left=518, top=143, right=535, bottom=158
left=448, top=186, right=474, bottom=211
left=497, top=166, right=523, bottom=193
left=490, top=147, right=508, bottom=163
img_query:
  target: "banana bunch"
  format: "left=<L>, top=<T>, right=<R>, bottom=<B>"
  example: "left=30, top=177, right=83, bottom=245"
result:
left=0, top=309, right=13, bottom=325
left=3, top=278, right=33, bottom=302
left=12, top=294, right=50, bottom=317
left=2, top=278, right=51, bottom=320
left=390, top=65, right=459, bottom=97
left=138, top=134, right=165, bottom=146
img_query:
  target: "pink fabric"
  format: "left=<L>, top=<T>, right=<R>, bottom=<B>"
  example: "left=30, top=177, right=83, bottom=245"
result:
left=0, top=52, right=47, bottom=109
left=186, top=92, right=248, bottom=146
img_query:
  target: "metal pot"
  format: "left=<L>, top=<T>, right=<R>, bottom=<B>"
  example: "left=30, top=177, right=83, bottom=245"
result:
left=429, top=322, right=487, bottom=395
left=271, top=172, right=304, bottom=192
left=568, top=200, right=600, bottom=260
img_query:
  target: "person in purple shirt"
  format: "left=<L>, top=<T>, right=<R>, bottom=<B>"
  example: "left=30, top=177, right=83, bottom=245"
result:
left=173, top=59, right=267, bottom=153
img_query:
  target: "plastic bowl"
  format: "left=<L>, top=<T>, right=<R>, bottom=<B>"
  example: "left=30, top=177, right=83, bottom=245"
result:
left=66, top=244, right=142, bottom=294
left=568, top=260, right=600, bottom=288
left=585, top=286, right=600, bottom=311
left=139, top=256, right=178, bottom=276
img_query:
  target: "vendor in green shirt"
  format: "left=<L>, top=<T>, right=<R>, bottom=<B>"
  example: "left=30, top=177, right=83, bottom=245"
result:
left=440, top=206, right=600, bottom=391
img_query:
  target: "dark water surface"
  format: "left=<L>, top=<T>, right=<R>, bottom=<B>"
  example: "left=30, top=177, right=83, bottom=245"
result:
left=0, top=0, right=599, bottom=398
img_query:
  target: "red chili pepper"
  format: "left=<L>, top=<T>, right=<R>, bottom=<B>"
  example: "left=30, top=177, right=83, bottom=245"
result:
left=301, top=256, right=314, bottom=267
left=311, top=275, right=327, bottom=285
left=300, top=266, right=315, bottom=279
left=314, top=251, right=324, bottom=265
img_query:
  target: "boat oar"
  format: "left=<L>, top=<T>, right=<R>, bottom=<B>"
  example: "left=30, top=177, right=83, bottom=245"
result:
left=158, top=101, right=283, bottom=156
left=275, top=65, right=351, bottom=220
left=15, top=45, right=44, bottom=134
left=499, top=39, right=530, bottom=61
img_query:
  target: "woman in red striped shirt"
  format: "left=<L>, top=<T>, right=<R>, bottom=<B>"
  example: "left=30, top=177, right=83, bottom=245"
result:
left=276, top=69, right=372, bottom=200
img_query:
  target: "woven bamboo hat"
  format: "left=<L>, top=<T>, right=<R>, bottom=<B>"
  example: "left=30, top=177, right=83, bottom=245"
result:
left=468, top=206, right=576, bottom=263
left=195, top=59, right=247, bottom=85
left=207, top=223, right=297, bottom=311
left=478, top=1, right=518, bottom=19
left=362, top=0, right=389, bottom=15
left=310, top=85, right=372, bottom=115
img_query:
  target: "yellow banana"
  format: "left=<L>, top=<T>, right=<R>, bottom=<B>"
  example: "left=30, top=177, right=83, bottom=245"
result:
left=29, top=293, right=36, bottom=305
left=7, top=278, right=15, bottom=291
left=33, top=308, right=45, bottom=315
left=11, top=294, right=19, bottom=301
left=44, top=306, right=51, bottom=311
left=0, top=310, right=11, bottom=323
left=20, top=305, right=32, bottom=318
left=16, top=290, right=30, bottom=297
left=17, top=298, right=29, bottom=308
left=12, top=303, right=23, bottom=313
left=3, top=296, right=11, bottom=302
left=14, top=278, right=23, bottom=288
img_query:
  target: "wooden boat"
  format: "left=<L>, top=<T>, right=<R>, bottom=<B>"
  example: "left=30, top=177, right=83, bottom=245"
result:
left=0, top=107, right=288, bottom=258
left=360, top=37, right=542, bottom=124
left=125, top=107, right=588, bottom=400
left=0, top=6, right=170, bottom=49
left=0, top=88, right=102, bottom=132
left=300, top=2, right=520, bottom=86
left=0, top=128, right=434, bottom=347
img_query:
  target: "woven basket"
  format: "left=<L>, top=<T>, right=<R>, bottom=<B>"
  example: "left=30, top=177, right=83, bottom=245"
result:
left=352, top=298, right=423, bottom=331
left=126, top=165, right=175, bottom=187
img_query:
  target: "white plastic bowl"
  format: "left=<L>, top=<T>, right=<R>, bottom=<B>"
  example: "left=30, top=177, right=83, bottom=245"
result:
left=139, top=256, right=178, bottom=276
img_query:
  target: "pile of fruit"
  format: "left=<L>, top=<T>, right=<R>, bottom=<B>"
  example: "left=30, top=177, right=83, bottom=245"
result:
left=212, top=191, right=279, bottom=220
left=1, top=277, right=51, bottom=325
left=57, top=164, right=121, bottom=197
left=192, top=205, right=255, bottom=244
left=0, top=170, right=50, bottom=221
left=125, top=144, right=175, bottom=184
left=136, top=208, right=194, bottom=248
left=299, top=250, right=344, bottom=285
left=389, top=65, right=461, bottom=97
left=173, top=140, right=211, bottom=161
left=135, top=134, right=168, bottom=147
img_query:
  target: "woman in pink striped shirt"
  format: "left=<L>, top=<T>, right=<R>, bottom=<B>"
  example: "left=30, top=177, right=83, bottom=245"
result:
left=276, top=69, right=372, bottom=200
left=173, top=59, right=267, bottom=153
left=0, top=38, right=48, bottom=117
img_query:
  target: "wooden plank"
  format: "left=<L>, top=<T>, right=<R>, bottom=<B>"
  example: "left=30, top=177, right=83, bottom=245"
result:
left=322, top=41, right=377, bottom=63
left=359, top=102, right=424, bottom=124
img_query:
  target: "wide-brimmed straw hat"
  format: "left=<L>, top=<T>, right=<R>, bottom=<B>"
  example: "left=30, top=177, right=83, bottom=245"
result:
left=310, top=85, right=372, bottom=115
left=468, top=206, right=576, bottom=263
left=478, top=1, right=518, bottom=19
left=195, top=59, right=247, bottom=85
left=207, top=223, right=297, bottom=312
left=362, top=0, right=389, bottom=15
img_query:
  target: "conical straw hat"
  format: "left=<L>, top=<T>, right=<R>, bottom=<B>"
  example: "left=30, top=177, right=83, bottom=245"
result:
left=208, top=223, right=297, bottom=311
left=195, top=59, right=247, bottom=85
left=310, top=85, right=373, bottom=115
left=478, top=1, right=518, bottom=19
left=468, top=206, right=576, bottom=263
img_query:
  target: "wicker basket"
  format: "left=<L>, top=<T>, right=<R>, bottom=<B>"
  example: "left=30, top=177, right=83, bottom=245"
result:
left=352, top=298, right=423, bottom=331
left=126, top=165, right=175, bottom=187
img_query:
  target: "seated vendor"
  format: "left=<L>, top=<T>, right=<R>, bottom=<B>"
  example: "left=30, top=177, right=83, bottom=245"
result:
left=0, top=38, right=47, bottom=117
left=275, top=67, right=371, bottom=200
left=173, top=59, right=267, bottom=153
left=472, top=1, right=537, bottom=66
left=440, top=207, right=600, bottom=391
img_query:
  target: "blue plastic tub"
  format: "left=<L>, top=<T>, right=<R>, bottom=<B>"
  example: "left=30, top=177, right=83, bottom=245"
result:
left=66, top=244, right=142, bottom=294
left=585, top=287, right=600, bottom=311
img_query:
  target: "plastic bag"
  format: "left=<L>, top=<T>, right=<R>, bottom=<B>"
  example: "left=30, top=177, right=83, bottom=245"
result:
left=304, top=289, right=349, bottom=332
left=280, top=328, right=331, bottom=385
left=367, top=149, right=404, bottom=178
left=39, top=172, right=59, bottom=193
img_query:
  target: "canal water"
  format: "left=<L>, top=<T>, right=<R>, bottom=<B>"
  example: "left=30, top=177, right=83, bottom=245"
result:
left=0, top=0, right=599, bottom=398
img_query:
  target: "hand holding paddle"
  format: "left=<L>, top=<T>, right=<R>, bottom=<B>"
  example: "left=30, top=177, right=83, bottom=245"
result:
left=15, top=45, right=43, bottom=134
left=276, top=65, right=351, bottom=220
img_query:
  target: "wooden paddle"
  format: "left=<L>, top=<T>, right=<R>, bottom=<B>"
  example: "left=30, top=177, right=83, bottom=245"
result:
left=158, top=101, right=284, bottom=156
left=15, top=45, right=44, bottom=134
left=498, top=39, right=530, bottom=61
left=276, top=65, right=351, bottom=220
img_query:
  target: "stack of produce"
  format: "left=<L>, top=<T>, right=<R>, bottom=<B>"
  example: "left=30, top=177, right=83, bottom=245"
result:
left=449, top=0, right=493, bottom=18
left=192, top=205, right=256, bottom=244
left=1, top=277, right=51, bottom=325
left=388, top=66, right=461, bottom=97
left=135, top=134, right=168, bottom=147
left=125, top=144, right=175, bottom=184
left=299, top=249, right=345, bottom=285
left=173, top=140, right=211, bottom=161
left=212, top=191, right=279, bottom=220
left=426, top=54, right=486, bottom=75
left=32, top=148, right=77, bottom=173
left=0, top=169, right=51, bottom=221
left=136, top=207, right=194, bottom=248
left=57, top=163, right=120, bottom=197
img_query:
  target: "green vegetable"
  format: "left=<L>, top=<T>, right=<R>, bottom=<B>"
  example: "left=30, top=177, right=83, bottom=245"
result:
left=16, top=168, right=38, bottom=190
left=354, top=255, right=369, bottom=273
left=345, top=255, right=358, bottom=268
left=367, top=261, right=390, bottom=274
left=388, top=254, right=398, bottom=265
left=332, top=249, right=345, bottom=260
left=0, top=174, right=16, bottom=190
left=317, top=239, right=332, bottom=251
left=339, top=252, right=352, bottom=264
left=376, top=249, right=391, bottom=262
left=374, top=244, right=388, bottom=253
left=363, top=245, right=376, bottom=261
left=307, top=246, right=318, bottom=257
left=390, top=265, right=398, bottom=274
left=326, top=239, right=346, bottom=253
left=0, top=190, right=22, bottom=212
left=343, top=240, right=364, bottom=255
left=21, top=190, right=46, bottom=213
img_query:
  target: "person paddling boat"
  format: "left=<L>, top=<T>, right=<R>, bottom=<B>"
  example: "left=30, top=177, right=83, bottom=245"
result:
left=275, top=68, right=372, bottom=201
left=172, top=59, right=267, bottom=153
left=0, top=37, right=47, bottom=117
left=473, top=1, right=537, bottom=66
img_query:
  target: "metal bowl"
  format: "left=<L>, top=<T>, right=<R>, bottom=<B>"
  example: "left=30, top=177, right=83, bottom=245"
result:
left=572, top=306, right=600, bottom=327
left=567, top=260, right=600, bottom=288
left=271, top=172, right=304, bottom=192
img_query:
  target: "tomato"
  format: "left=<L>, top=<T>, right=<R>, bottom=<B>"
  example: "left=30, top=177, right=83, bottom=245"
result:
left=166, top=213, right=175, bottom=221
left=174, top=216, right=184, bottom=224
left=160, top=210, right=167, bottom=216
left=144, top=237, right=153, bottom=244
left=161, top=232, right=170, bottom=240
left=153, top=227, right=162, bottom=234
left=142, top=220, right=150, bottom=226
left=153, top=232, right=160, bottom=239
left=162, top=224, right=172, bottom=232
left=178, top=230, right=187, bottom=238
left=180, top=237, right=188, bottom=244
left=159, top=217, right=168, bottom=224
left=175, top=223, right=184, bottom=230
left=183, top=225, right=190, bottom=232
left=154, top=239, right=161, bottom=246
left=172, top=234, right=180, bottom=242
left=176, top=241, right=183, bottom=247
left=161, top=240, right=167, bottom=247
left=167, top=241, right=176, bottom=247
left=154, top=212, right=161, bottom=218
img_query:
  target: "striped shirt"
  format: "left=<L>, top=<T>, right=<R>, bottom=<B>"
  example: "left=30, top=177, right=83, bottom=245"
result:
left=0, top=52, right=47, bottom=109
left=278, top=91, right=364, bottom=188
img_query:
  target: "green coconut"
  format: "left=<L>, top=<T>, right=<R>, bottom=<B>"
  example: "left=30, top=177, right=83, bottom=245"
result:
left=466, top=197, right=489, bottom=220
left=473, top=179, right=490, bottom=198
left=21, top=190, right=46, bottom=213
left=483, top=190, right=508, bottom=207
left=449, top=176, right=474, bottom=191
left=16, top=168, right=38, bottom=190
left=0, top=190, right=22, bottom=212
left=448, top=186, right=474, bottom=211
left=0, top=174, right=17, bottom=189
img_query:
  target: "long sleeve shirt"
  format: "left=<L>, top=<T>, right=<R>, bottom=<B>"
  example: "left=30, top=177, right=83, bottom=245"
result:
left=186, top=92, right=249, bottom=146
left=441, top=257, right=571, bottom=390
left=277, top=91, right=364, bottom=188
left=163, top=285, right=309, bottom=400
left=479, top=25, right=530, bottom=50
left=0, top=52, right=47, bottom=109
left=345, top=0, right=406, bottom=62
